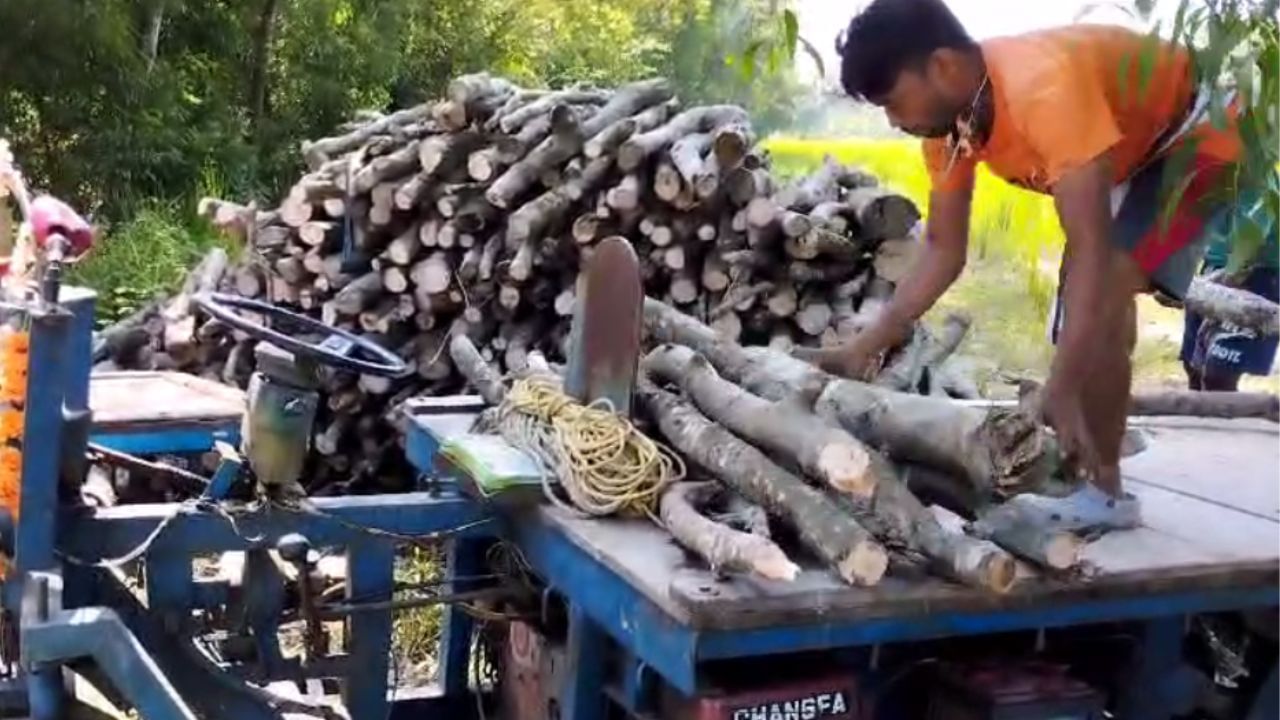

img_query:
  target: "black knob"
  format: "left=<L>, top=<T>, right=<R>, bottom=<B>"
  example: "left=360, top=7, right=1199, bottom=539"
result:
left=0, top=509, right=13, bottom=557
left=276, top=533, right=312, bottom=565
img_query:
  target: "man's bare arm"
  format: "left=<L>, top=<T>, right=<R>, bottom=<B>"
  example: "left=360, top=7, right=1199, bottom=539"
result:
left=1050, top=156, right=1114, bottom=386
left=1045, top=154, right=1116, bottom=474
left=796, top=187, right=972, bottom=378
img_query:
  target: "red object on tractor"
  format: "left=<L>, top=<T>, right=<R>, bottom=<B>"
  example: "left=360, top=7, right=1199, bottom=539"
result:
left=927, top=661, right=1105, bottom=720
left=27, top=195, right=93, bottom=257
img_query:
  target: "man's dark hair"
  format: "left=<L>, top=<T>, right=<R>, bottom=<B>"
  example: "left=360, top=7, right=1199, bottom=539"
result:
left=839, top=0, right=977, bottom=102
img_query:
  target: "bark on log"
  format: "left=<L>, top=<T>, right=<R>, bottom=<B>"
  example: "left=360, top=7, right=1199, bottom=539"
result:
left=507, top=156, right=613, bottom=247
left=579, top=78, right=673, bottom=138
left=643, top=298, right=1054, bottom=495
left=301, top=103, right=432, bottom=167
left=449, top=334, right=505, bottom=405
left=660, top=482, right=799, bottom=581
left=419, top=132, right=486, bottom=178
left=498, top=89, right=610, bottom=134
left=645, top=346, right=875, bottom=498
left=352, top=141, right=420, bottom=194
left=1128, top=390, right=1279, bottom=422
left=617, top=105, right=749, bottom=172
left=487, top=109, right=584, bottom=209
left=843, top=186, right=921, bottom=241
left=637, top=379, right=888, bottom=586
left=1185, top=275, right=1280, bottom=336
left=670, top=133, right=712, bottom=187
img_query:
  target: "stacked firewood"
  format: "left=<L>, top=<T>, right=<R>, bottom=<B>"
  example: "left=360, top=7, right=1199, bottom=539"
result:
left=93, top=73, right=977, bottom=493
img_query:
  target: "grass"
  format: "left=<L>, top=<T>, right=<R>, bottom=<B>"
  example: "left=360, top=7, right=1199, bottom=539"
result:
left=69, top=201, right=234, bottom=327
left=764, top=135, right=1278, bottom=392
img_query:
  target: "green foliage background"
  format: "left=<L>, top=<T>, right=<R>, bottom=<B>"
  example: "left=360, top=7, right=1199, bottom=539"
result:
left=0, top=0, right=807, bottom=315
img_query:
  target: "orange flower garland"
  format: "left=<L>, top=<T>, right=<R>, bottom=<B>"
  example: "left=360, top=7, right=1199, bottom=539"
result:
left=0, top=329, right=28, bottom=528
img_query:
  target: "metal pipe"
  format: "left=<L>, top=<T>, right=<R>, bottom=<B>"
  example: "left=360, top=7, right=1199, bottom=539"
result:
left=315, top=588, right=504, bottom=620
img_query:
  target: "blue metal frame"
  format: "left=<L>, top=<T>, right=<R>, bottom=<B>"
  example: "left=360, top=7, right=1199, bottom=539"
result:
left=1, top=288, right=499, bottom=719
left=90, top=427, right=241, bottom=456
left=508, top=510, right=1279, bottom=718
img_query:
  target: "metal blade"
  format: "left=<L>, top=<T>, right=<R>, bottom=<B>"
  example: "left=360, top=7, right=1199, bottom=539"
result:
left=564, top=237, right=642, bottom=416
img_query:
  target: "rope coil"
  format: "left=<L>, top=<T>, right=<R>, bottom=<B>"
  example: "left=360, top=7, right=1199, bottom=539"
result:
left=491, top=375, right=683, bottom=517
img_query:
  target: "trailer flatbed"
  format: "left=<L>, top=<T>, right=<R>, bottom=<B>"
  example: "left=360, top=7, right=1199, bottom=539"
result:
left=410, top=413, right=1279, bottom=720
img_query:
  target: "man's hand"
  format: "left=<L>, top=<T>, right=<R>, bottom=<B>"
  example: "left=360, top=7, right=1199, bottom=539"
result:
left=793, top=331, right=888, bottom=380
left=797, top=187, right=973, bottom=379
left=1038, top=372, right=1101, bottom=481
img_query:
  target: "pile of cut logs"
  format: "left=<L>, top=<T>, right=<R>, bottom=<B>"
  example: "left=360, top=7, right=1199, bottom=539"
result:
left=444, top=299, right=1073, bottom=592
left=92, top=74, right=979, bottom=493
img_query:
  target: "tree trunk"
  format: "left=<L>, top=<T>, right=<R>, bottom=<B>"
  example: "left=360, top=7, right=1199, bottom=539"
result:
left=643, top=298, right=1055, bottom=496
left=660, top=482, right=799, bottom=581
left=617, top=105, right=748, bottom=171
left=1128, top=390, right=1279, bottom=422
left=449, top=334, right=505, bottom=405
left=637, top=379, right=888, bottom=586
left=645, top=346, right=875, bottom=498
left=1185, top=275, right=1280, bottom=336
left=246, top=0, right=280, bottom=128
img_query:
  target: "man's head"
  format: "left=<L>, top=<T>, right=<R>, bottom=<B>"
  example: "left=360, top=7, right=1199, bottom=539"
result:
left=839, top=0, right=982, bottom=138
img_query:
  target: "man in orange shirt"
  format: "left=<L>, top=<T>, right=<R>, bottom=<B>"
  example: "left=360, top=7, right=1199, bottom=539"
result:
left=803, top=0, right=1241, bottom=532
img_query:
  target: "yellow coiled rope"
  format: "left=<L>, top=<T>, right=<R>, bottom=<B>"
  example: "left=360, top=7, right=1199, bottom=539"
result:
left=493, top=375, right=683, bottom=517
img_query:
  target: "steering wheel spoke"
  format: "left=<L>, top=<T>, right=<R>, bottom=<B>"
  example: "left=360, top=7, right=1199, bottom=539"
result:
left=193, top=293, right=409, bottom=378
left=317, top=334, right=358, bottom=358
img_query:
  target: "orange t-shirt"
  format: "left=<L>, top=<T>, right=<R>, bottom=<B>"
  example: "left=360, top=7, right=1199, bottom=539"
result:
left=924, top=24, right=1240, bottom=195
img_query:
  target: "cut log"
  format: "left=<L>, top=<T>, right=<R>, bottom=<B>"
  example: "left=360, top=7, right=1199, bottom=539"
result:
left=645, top=346, right=874, bottom=498
left=586, top=97, right=679, bottom=159
left=330, top=271, right=384, bottom=315
left=766, top=283, right=799, bottom=319
left=352, top=141, right=420, bottom=194
left=617, top=105, right=748, bottom=171
left=711, top=122, right=754, bottom=169
left=579, top=78, right=673, bottom=138
left=298, top=221, right=338, bottom=249
left=774, top=156, right=844, bottom=211
left=700, top=252, right=731, bottom=292
left=486, top=89, right=548, bottom=132
left=384, top=224, right=422, bottom=266
left=796, top=291, right=834, bottom=337
left=418, top=132, right=486, bottom=177
left=410, top=252, right=453, bottom=295
left=449, top=334, right=505, bottom=405
left=873, top=236, right=921, bottom=283
left=301, top=103, right=431, bottom=167
left=652, top=161, right=683, bottom=204
left=1128, top=390, right=1279, bottom=422
left=1185, top=275, right=1280, bottom=336
left=506, top=156, right=614, bottom=248
left=394, top=172, right=433, bottom=210
left=498, top=89, right=610, bottom=134
left=637, top=380, right=888, bottom=586
left=643, top=298, right=1055, bottom=495
left=660, top=482, right=799, bottom=581
left=843, top=186, right=921, bottom=241
left=382, top=266, right=410, bottom=294
left=606, top=173, right=644, bottom=212
left=969, top=500, right=1083, bottom=571
left=670, top=133, right=712, bottom=187
left=487, top=109, right=584, bottom=209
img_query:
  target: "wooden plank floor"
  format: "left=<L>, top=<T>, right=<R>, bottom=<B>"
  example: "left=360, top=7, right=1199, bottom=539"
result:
left=89, top=371, right=245, bottom=430
left=543, top=416, right=1279, bottom=631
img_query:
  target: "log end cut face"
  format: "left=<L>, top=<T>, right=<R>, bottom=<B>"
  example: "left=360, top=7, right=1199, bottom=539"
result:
left=838, top=541, right=889, bottom=587
left=818, top=443, right=874, bottom=499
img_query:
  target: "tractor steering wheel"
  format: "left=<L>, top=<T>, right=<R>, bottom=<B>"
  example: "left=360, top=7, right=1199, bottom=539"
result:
left=193, top=292, right=409, bottom=378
